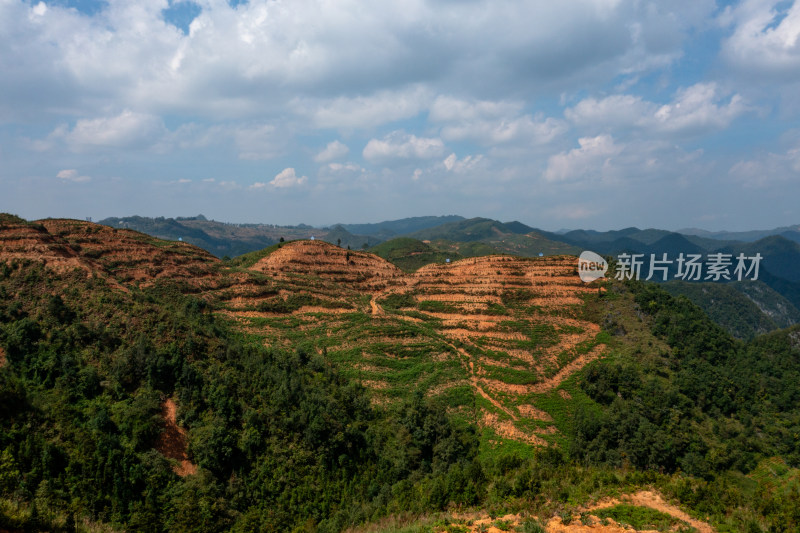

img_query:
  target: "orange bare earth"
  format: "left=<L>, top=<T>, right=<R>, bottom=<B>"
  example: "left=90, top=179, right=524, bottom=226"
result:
left=155, top=398, right=197, bottom=477
left=421, top=490, right=714, bottom=533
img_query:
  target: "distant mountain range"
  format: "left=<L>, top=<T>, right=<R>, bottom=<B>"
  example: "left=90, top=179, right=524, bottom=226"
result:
left=678, top=224, right=800, bottom=243
left=97, top=214, right=800, bottom=339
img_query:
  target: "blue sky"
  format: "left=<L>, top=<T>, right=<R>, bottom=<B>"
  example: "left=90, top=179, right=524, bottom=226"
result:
left=1, top=0, right=799, bottom=230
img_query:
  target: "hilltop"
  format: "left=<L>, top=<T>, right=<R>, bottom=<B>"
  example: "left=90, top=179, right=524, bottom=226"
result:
left=3, top=215, right=800, bottom=531
left=95, top=214, right=800, bottom=340
left=98, top=214, right=464, bottom=258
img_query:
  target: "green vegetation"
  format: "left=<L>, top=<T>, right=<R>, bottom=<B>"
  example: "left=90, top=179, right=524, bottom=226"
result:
left=592, top=504, right=687, bottom=531
left=573, top=281, right=800, bottom=476
left=370, top=238, right=463, bottom=271
left=0, top=263, right=481, bottom=532
left=226, top=241, right=285, bottom=268
left=406, top=218, right=581, bottom=257
left=662, top=279, right=800, bottom=339
left=99, top=215, right=277, bottom=258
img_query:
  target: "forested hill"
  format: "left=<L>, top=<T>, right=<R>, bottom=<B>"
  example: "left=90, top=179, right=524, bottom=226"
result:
left=97, top=215, right=462, bottom=258
left=2, top=214, right=800, bottom=532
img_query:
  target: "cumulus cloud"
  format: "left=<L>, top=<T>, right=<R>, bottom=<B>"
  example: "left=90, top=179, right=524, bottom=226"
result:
left=729, top=140, right=800, bottom=187
left=363, top=132, right=445, bottom=162
left=56, top=169, right=91, bottom=183
left=543, top=135, right=623, bottom=182
left=4, top=0, right=799, bottom=229
left=51, top=111, right=168, bottom=152
left=721, top=0, right=800, bottom=80
left=443, top=115, right=568, bottom=146
left=566, top=83, right=750, bottom=134
left=314, top=140, right=349, bottom=163
left=296, top=86, right=431, bottom=129
left=430, top=96, right=567, bottom=146
left=269, top=168, right=308, bottom=188
left=443, top=153, right=485, bottom=173
left=327, top=162, right=363, bottom=173
left=0, top=0, right=714, bottom=122
left=429, top=96, right=523, bottom=122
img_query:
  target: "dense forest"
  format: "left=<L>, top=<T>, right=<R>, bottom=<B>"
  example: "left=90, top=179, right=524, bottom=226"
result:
left=0, top=262, right=482, bottom=531
left=2, top=255, right=800, bottom=531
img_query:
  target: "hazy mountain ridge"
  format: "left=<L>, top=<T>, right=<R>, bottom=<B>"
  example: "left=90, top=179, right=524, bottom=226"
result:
left=678, top=224, right=800, bottom=243
left=536, top=226, right=800, bottom=313
left=406, top=217, right=582, bottom=256
left=98, top=214, right=466, bottom=258
left=338, top=215, right=465, bottom=239
left=94, top=213, right=800, bottom=336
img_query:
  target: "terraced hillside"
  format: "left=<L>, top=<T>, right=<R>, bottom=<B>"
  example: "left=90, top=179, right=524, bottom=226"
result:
left=212, top=239, right=607, bottom=449
left=0, top=217, right=606, bottom=451
left=0, top=215, right=222, bottom=290
left=8, top=216, right=800, bottom=532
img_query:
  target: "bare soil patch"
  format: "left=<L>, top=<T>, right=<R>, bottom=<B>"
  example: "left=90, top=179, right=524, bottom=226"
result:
left=517, top=404, right=554, bottom=421
left=155, top=398, right=197, bottom=477
left=565, top=490, right=715, bottom=533
left=481, top=411, right=548, bottom=446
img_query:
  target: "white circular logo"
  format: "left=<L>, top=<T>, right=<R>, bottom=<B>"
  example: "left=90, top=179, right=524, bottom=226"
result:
left=578, top=251, right=607, bottom=283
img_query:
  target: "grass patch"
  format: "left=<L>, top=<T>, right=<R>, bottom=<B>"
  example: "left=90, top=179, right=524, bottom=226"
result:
left=418, top=300, right=460, bottom=313
left=482, top=365, right=539, bottom=386
left=227, top=241, right=284, bottom=268
left=380, top=292, right=417, bottom=310
left=593, top=504, right=689, bottom=531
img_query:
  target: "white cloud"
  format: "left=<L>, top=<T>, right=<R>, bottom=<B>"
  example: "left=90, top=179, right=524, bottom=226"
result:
left=653, top=83, right=749, bottom=133
left=721, top=0, right=800, bottom=80
left=729, top=139, right=800, bottom=187
left=565, top=83, right=750, bottom=134
left=543, top=135, right=623, bottom=182
left=56, top=169, right=91, bottom=183
left=430, top=96, right=567, bottom=146
left=429, top=96, right=523, bottom=122
left=565, top=94, right=651, bottom=127
left=442, top=115, right=568, bottom=146
left=363, top=132, right=445, bottom=162
left=53, top=111, right=167, bottom=152
left=327, top=162, right=363, bottom=172
left=443, top=153, right=485, bottom=173
left=295, top=86, right=431, bottom=129
left=0, top=0, right=714, bottom=122
left=269, top=167, right=308, bottom=188
left=314, top=140, right=349, bottom=163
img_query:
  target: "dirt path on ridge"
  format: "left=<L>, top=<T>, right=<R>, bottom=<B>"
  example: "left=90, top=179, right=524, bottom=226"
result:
left=369, top=295, right=383, bottom=315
